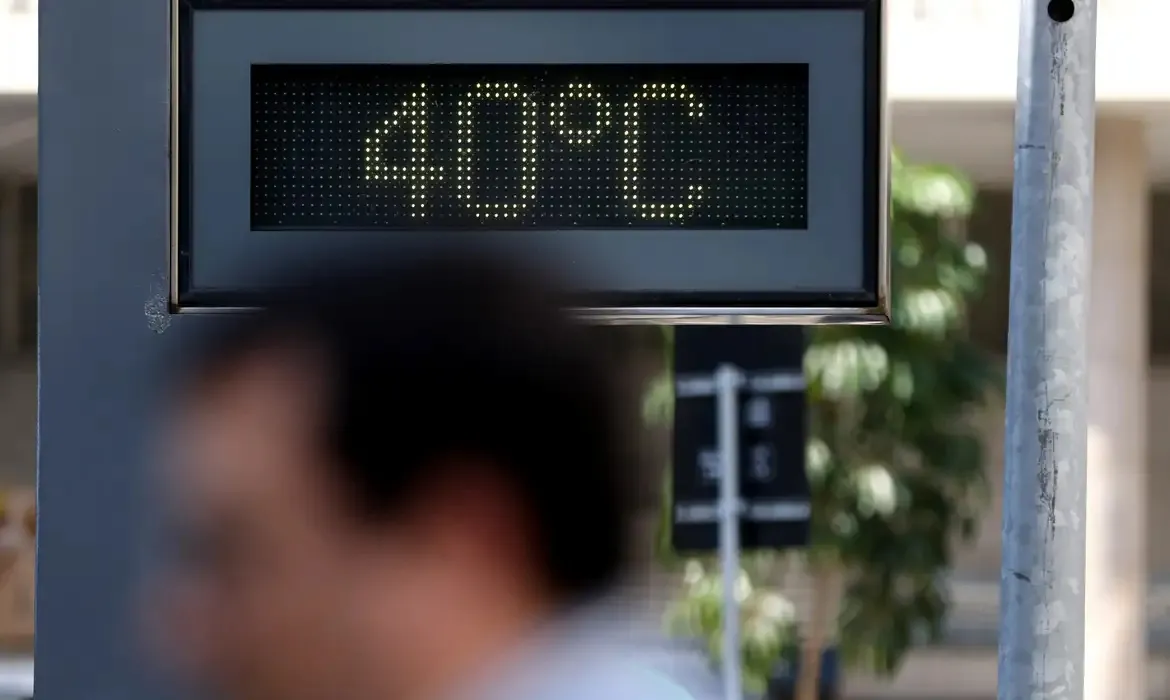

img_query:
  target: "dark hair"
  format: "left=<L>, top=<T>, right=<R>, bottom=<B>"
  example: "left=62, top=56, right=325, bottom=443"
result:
left=182, top=250, right=634, bottom=604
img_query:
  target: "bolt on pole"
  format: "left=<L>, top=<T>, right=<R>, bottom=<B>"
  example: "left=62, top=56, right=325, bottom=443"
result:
left=998, top=1, right=1096, bottom=699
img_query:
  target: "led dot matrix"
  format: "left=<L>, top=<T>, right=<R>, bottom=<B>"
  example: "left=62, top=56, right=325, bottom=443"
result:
left=622, top=83, right=705, bottom=221
left=549, top=83, right=611, bottom=147
left=364, top=84, right=435, bottom=217
left=252, top=64, right=808, bottom=230
left=454, top=83, right=540, bottom=219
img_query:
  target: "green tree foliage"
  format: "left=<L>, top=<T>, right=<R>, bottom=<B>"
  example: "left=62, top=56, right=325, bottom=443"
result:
left=662, top=556, right=802, bottom=694
left=653, top=151, right=999, bottom=695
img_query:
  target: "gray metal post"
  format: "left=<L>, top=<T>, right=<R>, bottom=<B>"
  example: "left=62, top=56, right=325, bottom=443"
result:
left=998, top=1, right=1096, bottom=698
left=716, top=363, right=743, bottom=700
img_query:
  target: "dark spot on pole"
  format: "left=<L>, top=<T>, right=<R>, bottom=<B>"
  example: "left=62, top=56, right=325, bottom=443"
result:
left=1047, top=0, right=1074, bottom=23
left=1036, top=416, right=1058, bottom=536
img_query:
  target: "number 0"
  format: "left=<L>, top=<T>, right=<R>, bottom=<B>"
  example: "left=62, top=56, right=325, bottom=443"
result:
left=456, top=83, right=540, bottom=218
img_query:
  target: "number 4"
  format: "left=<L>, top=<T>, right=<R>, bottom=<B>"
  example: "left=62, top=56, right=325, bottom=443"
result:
left=363, top=84, right=441, bottom=217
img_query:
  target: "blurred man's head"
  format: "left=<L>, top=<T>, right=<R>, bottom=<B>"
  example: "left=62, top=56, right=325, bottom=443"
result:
left=151, top=252, right=634, bottom=700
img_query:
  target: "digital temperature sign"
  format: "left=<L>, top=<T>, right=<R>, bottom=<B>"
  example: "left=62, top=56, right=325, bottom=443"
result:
left=251, top=64, right=808, bottom=230
left=175, top=0, right=886, bottom=320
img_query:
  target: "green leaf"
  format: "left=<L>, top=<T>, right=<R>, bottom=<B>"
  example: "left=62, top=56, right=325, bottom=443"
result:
left=642, top=373, right=674, bottom=426
left=892, top=163, right=975, bottom=218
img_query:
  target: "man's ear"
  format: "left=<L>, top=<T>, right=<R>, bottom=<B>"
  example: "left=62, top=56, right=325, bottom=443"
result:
left=409, top=460, right=533, bottom=572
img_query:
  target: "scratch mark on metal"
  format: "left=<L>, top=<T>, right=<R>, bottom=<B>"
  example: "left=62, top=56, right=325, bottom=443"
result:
left=144, top=272, right=171, bottom=334
left=1037, top=407, right=1058, bottom=541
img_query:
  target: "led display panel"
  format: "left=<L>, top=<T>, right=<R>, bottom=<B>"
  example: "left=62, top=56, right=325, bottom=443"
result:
left=252, top=64, right=809, bottom=230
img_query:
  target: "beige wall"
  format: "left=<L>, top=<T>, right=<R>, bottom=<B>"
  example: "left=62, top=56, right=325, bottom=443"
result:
left=968, top=186, right=1170, bottom=359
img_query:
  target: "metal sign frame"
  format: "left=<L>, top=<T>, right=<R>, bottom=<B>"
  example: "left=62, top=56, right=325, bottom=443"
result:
left=170, top=0, right=889, bottom=324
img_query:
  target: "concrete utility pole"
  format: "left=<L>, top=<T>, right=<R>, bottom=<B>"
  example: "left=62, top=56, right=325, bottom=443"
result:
left=998, top=0, right=1096, bottom=698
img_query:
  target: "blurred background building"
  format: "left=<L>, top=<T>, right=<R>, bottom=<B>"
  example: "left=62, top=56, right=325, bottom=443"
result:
left=2, top=0, right=1169, bottom=697
left=0, top=1, right=36, bottom=694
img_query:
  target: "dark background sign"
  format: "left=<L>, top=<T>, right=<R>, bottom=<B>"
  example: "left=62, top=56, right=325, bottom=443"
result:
left=252, top=64, right=809, bottom=230
left=671, top=326, right=810, bottom=552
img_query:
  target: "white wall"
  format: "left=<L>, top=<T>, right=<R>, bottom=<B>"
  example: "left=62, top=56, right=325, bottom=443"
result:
left=888, top=0, right=1170, bottom=103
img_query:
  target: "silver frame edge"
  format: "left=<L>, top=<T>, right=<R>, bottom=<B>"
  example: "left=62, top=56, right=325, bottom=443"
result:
left=169, top=305, right=891, bottom=325
left=875, top=0, right=891, bottom=327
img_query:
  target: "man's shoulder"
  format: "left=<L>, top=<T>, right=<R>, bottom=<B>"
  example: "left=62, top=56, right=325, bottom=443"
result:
left=551, top=647, right=720, bottom=700
left=598, top=659, right=713, bottom=700
left=475, top=600, right=720, bottom=700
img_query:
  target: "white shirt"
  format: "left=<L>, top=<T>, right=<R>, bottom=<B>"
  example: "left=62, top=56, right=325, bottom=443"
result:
left=454, top=595, right=720, bottom=700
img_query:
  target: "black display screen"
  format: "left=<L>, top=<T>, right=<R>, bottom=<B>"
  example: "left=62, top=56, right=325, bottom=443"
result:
left=251, top=64, right=808, bottom=230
